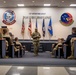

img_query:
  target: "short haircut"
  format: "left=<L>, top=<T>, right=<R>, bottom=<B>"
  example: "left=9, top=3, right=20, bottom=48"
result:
left=3, top=29, right=8, bottom=35
left=15, top=37, right=18, bottom=41
left=9, top=32, right=13, bottom=37
left=72, top=27, right=76, bottom=33
left=60, top=38, right=64, bottom=41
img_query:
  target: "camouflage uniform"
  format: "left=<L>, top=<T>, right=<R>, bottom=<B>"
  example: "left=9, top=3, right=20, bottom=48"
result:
left=68, top=38, right=76, bottom=59
left=53, top=43, right=62, bottom=51
left=0, top=28, right=2, bottom=38
left=32, top=30, right=41, bottom=56
left=0, top=33, right=2, bottom=38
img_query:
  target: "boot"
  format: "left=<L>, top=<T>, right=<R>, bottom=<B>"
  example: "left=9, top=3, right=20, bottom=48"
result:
left=67, top=55, right=74, bottom=59
left=67, top=43, right=74, bottom=59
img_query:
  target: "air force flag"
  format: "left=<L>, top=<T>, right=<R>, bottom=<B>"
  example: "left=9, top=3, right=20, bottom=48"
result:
left=48, top=18, right=53, bottom=36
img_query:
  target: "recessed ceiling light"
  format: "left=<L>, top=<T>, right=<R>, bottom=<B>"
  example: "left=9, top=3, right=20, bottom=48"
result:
left=44, top=4, right=51, bottom=6
left=17, top=66, right=24, bottom=70
left=70, top=4, right=76, bottom=6
left=32, top=1, right=35, bottom=3
left=62, top=1, right=64, bottom=2
left=69, top=67, right=76, bottom=71
left=43, top=67, right=50, bottom=69
left=4, top=1, right=6, bottom=3
left=12, top=74, right=20, bottom=75
left=17, top=4, right=24, bottom=6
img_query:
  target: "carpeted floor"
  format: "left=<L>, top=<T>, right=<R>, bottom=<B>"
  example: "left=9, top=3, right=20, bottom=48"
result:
left=0, top=51, right=76, bottom=66
left=23, top=51, right=51, bottom=58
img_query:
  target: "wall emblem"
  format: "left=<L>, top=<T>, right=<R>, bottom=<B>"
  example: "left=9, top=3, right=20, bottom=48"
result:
left=60, top=13, right=74, bottom=26
left=2, top=10, right=16, bottom=25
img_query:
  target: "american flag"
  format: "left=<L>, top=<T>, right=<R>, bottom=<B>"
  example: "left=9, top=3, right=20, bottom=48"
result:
left=28, top=18, right=32, bottom=36
left=21, top=17, right=25, bottom=37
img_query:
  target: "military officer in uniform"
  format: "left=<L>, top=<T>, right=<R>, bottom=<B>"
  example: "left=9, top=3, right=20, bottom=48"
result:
left=0, top=28, right=2, bottom=38
left=31, top=28, right=41, bottom=56
left=64, top=27, right=76, bottom=59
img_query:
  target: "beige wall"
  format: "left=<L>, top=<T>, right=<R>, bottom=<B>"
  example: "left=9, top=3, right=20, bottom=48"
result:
left=0, top=7, right=76, bottom=40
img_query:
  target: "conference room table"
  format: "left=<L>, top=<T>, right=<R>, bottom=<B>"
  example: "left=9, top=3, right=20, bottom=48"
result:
left=19, top=40, right=57, bottom=52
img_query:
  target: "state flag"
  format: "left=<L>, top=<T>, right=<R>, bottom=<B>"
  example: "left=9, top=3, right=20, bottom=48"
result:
left=42, top=19, right=45, bottom=37
left=48, top=18, right=53, bottom=36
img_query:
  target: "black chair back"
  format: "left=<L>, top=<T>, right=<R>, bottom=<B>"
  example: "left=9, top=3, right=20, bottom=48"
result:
left=3, top=37, right=11, bottom=45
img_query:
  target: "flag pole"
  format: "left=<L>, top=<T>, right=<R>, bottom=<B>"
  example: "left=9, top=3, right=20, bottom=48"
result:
left=48, top=18, right=53, bottom=41
left=42, top=18, right=45, bottom=40
left=48, top=23, right=50, bottom=41
left=43, top=36, right=44, bottom=40
left=28, top=18, right=32, bottom=39
left=30, top=36, right=31, bottom=40
left=23, top=34, right=24, bottom=39
left=43, top=18, right=44, bottom=40
left=36, top=17, right=37, bottom=29
left=23, top=16, right=25, bottom=39
left=49, top=33, right=50, bottom=41
left=30, top=18, right=31, bottom=40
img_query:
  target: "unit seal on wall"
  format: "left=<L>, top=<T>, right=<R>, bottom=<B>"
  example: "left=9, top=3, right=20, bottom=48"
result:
left=2, top=10, right=16, bottom=25
left=60, top=12, right=74, bottom=26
